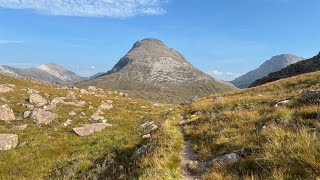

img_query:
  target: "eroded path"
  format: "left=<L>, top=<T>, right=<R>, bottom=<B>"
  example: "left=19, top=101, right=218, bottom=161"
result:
left=180, top=114, right=206, bottom=180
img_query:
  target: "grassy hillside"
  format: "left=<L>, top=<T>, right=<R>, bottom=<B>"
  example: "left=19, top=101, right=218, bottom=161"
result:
left=184, top=71, right=320, bottom=179
left=0, top=74, right=183, bottom=179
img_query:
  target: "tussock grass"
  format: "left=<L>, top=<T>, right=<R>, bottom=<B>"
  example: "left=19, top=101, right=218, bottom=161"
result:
left=185, top=71, right=320, bottom=179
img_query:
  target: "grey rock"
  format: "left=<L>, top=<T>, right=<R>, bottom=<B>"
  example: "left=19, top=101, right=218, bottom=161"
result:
left=0, top=85, right=13, bottom=93
left=66, top=91, right=76, bottom=100
left=0, top=134, right=18, bottom=150
left=99, top=101, right=113, bottom=110
left=12, top=124, right=28, bottom=130
left=141, top=121, right=158, bottom=133
left=73, top=123, right=112, bottom=136
left=89, top=113, right=105, bottom=121
left=275, top=100, right=291, bottom=107
left=29, top=93, right=47, bottom=107
left=23, top=111, right=32, bottom=118
left=0, top=104, right=15, bottom=121
left=131, top=144, right=151, bottom=160
left=30, top=108, right=57, bottom=125
left=69, top=111, right=77, bottom=116
left=63, top=119, right=72, bottom=127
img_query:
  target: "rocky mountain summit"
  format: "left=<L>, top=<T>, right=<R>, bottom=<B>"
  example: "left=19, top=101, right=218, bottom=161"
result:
left=251, top=52, right=320, bottom=87
left=78, top=38, right=236, bottom=103
left=0, top=63, right=85, bottom=84
left=231, top=54, right=304, bottom=88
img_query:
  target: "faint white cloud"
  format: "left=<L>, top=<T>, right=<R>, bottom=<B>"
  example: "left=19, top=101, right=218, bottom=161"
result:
left=0, top=40, right=24, bottom=44
left=0, top=0, right=168, bottom=18
left=207, top=70, right=243, bottom=81
left=207, top=70, right=223, bottom=76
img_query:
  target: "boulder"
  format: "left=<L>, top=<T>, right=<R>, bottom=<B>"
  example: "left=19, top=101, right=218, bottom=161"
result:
left=63, top=119, right=72, bottom=127
left=0, top=134, right=18, bottom=150
left=50, top=97, right=65, bottom=106
left=0, top=104, right=15, bottom=121
left=66, top=91, right=76, bottom=100
left=304, top=90, right=320, bottom=99
left=23, top=111, right=32, bottom=118
left=142, top=134, right=151, bottom=139
left=0, top=85, right=13, bottom=93
left=22, top=104, right=35, bottom=110
left=30, top=108, right=57, bottom=125
left=12, top=124, right=28, bottom=130
left=131, top=144, right=151, bottom=159
left=73, top=123, right=112, bottom=136
left=141, top=121, right=158, bottom=133
left=88, top=86, right=98, bottom=92
left=99, top=102, right=113, bottom=110
left=69, top=111, right=77, bottom=116
left=207, top=148, right=248, bottom=166
left=27, top=88, right=39, bottom=94
left=29, top=93, right=47, bottom=107
left=275, top=100, right=291, bottom=107
left=89, top=113, right=105, bottom=121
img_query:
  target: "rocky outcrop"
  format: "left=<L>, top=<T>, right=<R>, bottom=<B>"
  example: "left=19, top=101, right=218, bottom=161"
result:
left=0, top=134, right=18, bottom=150
left=73, top=123, right=112, bottom=136
left=0, top=104, right=15, bottom=121
left=250, top=52, right=320, bottom=87
left=30, top=108, right=57, bottom=125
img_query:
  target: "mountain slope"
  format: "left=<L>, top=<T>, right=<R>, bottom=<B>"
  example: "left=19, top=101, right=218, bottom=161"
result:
left=184, top=70, right=320, bottom=179
left=0, top=63, right=85, bottom=84
left=78, top=38, right=236, bottom=103
left=251, top=52, right=320, bottom=87
left=231, top=54, right=304, bottom=88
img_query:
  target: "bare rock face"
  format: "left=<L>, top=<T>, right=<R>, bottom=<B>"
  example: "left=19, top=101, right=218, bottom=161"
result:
left=29, top=94, right=47, bottom=107
left=73, top=123, right=112, bottom=136
left=30, top=108, right=57, bottom=125
left=0, top=85, right=13, bottom=93
left=0, top=104, right=15, bottom=121
left=77, top=38, right=236, bottom=103
left=0, top=134, right=18, bottom=150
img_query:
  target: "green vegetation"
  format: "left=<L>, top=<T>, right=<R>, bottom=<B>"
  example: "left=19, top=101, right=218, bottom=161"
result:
left=184, top=71, right=320, bottom=179
left=1, top=70, right=320, bottom=179
left=0, top=74, right=183, bottom=179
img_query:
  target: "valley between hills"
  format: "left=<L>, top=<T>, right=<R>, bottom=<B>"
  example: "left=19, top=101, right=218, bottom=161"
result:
left=0, top=39, right=319, bottom=179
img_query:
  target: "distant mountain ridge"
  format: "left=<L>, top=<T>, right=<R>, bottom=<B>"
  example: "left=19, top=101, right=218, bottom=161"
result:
left=78, top=38, right=237, bottom=103
left=231, top=54, right=304, bottom=88
left=250, top=52, right=320, bottom=87
left=0, top=63, right=85, bottom=84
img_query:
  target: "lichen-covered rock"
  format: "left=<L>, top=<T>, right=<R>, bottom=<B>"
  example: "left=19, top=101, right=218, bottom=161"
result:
left=66, top=91, right=76, bottom=100
left=0, top=104, right=15, bottom=121
left=0, top=134, right=18, bottom=150
left=29, top=93, right=47, bottom=107
left=23, top=111, right=32, bottom=118
left=73, top=123, right=112, bottom=136
left=12, top=124, right=28, bottom=131
left=99, top=101, right=113, bottom=110
left=0, top=85, right=13, bottom=93
left=30, top=108, right=57, bottom=125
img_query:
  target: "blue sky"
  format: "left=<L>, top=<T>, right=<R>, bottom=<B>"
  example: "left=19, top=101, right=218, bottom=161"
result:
left=0, top=0, right=319, bottom=80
